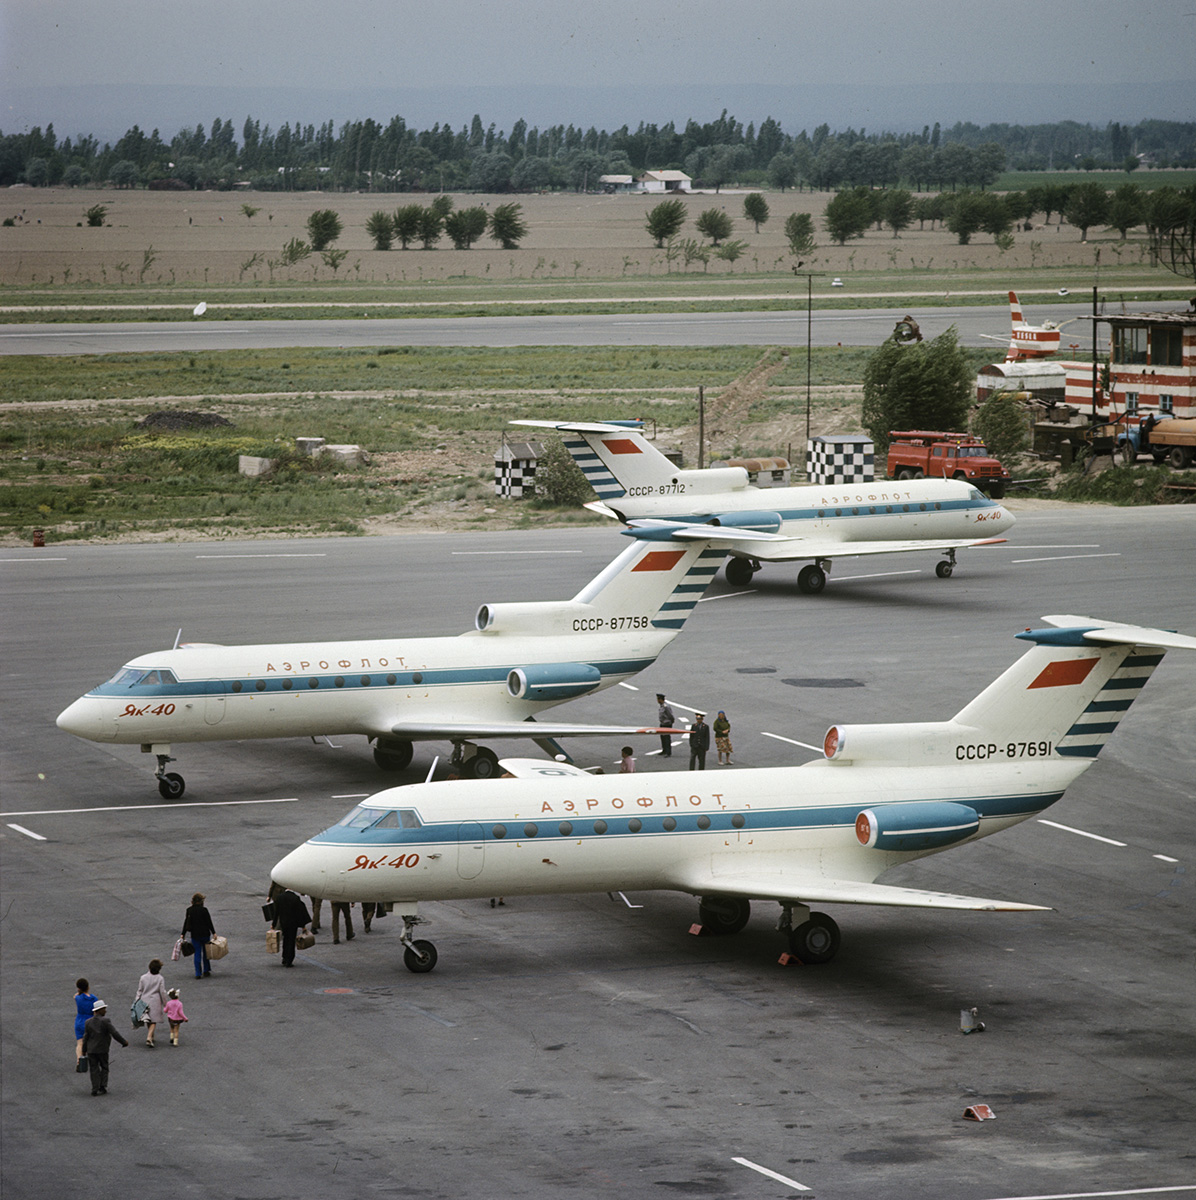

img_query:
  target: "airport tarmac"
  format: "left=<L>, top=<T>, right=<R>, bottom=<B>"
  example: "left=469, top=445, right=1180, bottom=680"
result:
left=2, top=507, right=1195, bottom=1200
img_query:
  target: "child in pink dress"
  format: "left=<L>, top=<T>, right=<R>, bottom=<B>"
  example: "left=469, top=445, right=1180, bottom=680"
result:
left=165, top=988, right=188, bottom=1046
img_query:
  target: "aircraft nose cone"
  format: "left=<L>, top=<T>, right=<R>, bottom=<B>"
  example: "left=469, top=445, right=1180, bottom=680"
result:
left=57, top=696, right=100, bottom=738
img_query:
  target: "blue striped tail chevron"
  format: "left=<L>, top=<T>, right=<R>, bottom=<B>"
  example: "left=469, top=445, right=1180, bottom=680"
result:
left=1055, top=647, right=1166, bottom=759
left=652, top=548, right=725, bottom=629
left=562, top=435, right=625, bottom=500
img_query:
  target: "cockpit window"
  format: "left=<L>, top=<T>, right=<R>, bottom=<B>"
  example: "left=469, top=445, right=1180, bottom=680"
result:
left=105, top=667, right=179, bottom=688
left=967, top=486, right=986, bottom=502
left=335, top=806, right=377, bottom=829
left=106, top=667, right=144, bottom=688
left=400, top=810, right=422, bottom=829
left=372, top=811, right=401, bottom=828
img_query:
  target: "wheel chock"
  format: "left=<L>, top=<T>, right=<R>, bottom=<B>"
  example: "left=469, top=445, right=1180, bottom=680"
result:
left=963, top=1104, right=996, bottom=1121
left=777, top=952, right=803, bottom=966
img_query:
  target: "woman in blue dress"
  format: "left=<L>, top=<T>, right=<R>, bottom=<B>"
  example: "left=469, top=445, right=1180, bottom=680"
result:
left=74, top=978, right=97, bottom=1071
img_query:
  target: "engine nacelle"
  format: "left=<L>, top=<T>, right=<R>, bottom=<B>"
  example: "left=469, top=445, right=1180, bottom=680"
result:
left=855, top=802, right=980, bottom=852
left=475, top=601, right=592, bottom=635
left=823, top=721, right=974, bottom=766
left=704, top=510, right=784, bottom=534
left=674, top=466, right=751, bottom=495
left=507, top=662, right=602, bottom=702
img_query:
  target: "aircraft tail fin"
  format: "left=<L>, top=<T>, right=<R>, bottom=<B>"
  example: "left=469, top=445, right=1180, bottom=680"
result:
left=1009, top=290, right=1024, bottom=326
left=824, top=617, right=1193, bottom=768
left=954, top=618, right=1190, bottom=759
left=475, top=534, right=727, bottom=636
left=573, top=535, right=727, bottom=631
left=512, top=420, right=679, bottom=502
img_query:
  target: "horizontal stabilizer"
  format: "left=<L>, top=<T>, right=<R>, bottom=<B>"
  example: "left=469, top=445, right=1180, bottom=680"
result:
left=1040, top=615, right=1196, bottom=652
left=391, top=719, right=674, bottom=741
left=671, top=864, right=1048, bottom=912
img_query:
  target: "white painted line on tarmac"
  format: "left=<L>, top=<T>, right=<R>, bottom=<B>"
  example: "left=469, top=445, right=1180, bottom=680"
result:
left=451, top=549, right=583, bottom=555
left=732, top=1156, right=811, bottom=1191
left=996, top=544, right=1100, bottom=550
left=0, top=556, right=69, bottom=563
left=1154, top=854, right=1180, bottom=863
left=0, top=798, right=299, bottom=817
left=7, top=824, right=46, bottom=840
left=699, top=588, right=755, bottom=601
left=617, top=681, right=639, bottom=690
left=762, top=731, right=824, bottom=753
left=1037, top=819, right=1127, bottom=847
left=835, top=568, right=922, bottom=581
left=1012, top=553, right=1121, bottom=564
left=332, top=794, right=371, bottom=800
left=195, top=553, right=326, bottom=559
left=983, top=1185, right=1196, bottom=1200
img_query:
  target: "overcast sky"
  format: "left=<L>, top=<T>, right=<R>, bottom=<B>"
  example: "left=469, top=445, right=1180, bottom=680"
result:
left=3, top=0, right=1195, bottom=139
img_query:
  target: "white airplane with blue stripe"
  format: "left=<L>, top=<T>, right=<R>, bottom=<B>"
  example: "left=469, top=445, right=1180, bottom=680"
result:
left=514, top=420, right=1014, bottom=593
left=56, top=532, right=727, bottom=799
left=272, top=615, right=1195, bottom=973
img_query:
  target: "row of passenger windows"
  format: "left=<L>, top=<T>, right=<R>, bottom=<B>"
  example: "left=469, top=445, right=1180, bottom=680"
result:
left=818, top=502, right=942, bottom=518
left=492, top=813, right=747, bottom=838
left=230, top=672, right=423, bottom=693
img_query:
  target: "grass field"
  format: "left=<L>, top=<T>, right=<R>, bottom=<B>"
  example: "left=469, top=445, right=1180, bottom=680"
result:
left=3, top=186, right=1191, bottom=543
left=2, top=185, right=1189, bottom=301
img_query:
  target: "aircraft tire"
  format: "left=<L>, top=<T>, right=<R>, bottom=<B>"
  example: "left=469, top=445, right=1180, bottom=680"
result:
left=158, top=773, right=185, bottom=800
left=374, top=740, right=414, bottom=771
left=788, top=913, right=840, bottom=964
left=698, top=895, right=751, bottom=935
left=465, top=748, right=500, bottom=779
left=936, top=560, right=954, bottom=579
left=797, top=564, right=826, bottom=595
left=403, top=940, right=438, bottom=974
left=725, top=558, right=755, bottom=587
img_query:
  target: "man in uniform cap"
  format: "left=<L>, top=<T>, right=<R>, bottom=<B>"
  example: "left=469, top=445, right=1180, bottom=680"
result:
left=656, top=693, right=675, bottom=757
left=81, top=1000, right=128, bottom=1096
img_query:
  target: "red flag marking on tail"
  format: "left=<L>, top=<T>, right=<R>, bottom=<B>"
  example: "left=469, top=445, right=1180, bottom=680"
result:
left=602, top=438, right=643, bottom=455
left=1027, top=658, right=1099, bottom=690
left=632, top=550, right=687, bottom=573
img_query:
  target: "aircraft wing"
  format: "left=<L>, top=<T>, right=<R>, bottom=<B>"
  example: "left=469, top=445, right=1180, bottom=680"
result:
left=657, top=524, right=1008, bottom=563
left=669, top=863, right=1048, bottom=912
left=389, top=719, right=674, bottom=741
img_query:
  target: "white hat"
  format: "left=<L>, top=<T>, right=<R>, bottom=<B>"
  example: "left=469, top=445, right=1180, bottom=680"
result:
left=92, top=999, right=107, bottom=1011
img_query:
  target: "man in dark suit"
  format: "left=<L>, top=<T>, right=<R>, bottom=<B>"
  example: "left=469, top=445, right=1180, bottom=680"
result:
left=688, top=713, right=710, bottom=771
left=270, top=884, right=312, bottom=967
left=81, top=1000, right=128, bottom=1095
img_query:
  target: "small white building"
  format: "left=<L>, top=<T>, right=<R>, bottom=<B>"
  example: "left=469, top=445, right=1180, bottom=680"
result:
left=976, top=361, right=1067, bottom=405
left=637, top=170, right=691, bottom=193
left=599, top=175, right=635, bottom=193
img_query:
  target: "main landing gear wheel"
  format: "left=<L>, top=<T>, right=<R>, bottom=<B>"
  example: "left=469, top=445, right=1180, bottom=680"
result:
left=725, top=557, right=756, bottom=587
left=464, top=747, right=500, bottom=779
left=158, top=773, right=185, bottom=800
left=936, top=560, right=954, bottom=579
left=797, top=564, right=826, bottom=595
left=698, top=895, right=751, bottom=935
left=373, top=739, right=414, bottom=771
left=788, top=912, right=840, bottom=964
left=403, top=939, right=438, bottom=974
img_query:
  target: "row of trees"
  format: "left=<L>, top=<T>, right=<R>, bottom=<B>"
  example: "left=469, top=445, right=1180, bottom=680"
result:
left=2, top=114, right=1192, bottom=194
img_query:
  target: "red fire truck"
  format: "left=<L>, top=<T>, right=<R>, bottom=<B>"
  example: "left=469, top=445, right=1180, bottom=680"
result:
left=886, top=431, right=1011, bottom=498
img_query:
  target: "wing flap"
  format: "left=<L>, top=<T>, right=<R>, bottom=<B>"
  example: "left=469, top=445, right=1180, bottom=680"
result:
left=668, top=864, right=1048, bottom=912
left=390, top=720, right=673, bottom=741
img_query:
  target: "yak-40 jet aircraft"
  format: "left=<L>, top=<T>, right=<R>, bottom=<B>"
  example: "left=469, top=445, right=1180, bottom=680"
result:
left=513, top=420, right=1014, bottom=593
left=57, top=531, right=728, bottom=797
left=273, top=615, right=1195, bottom=973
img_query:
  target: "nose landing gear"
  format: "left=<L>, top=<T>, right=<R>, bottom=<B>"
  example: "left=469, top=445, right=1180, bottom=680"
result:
left=936, top=549, right=958, bottom=579
left=399, top=912, right=438, bottom=973
left=149, top=747, right=186, bottom=800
